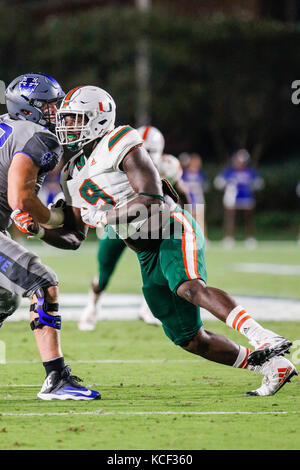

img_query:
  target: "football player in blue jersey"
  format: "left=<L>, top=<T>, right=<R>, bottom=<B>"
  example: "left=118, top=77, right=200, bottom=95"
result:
left=0, top=73, right=100, bottom=400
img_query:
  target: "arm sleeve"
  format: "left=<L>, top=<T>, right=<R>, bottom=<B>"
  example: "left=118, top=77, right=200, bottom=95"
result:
left=21, top=131, right=63, bottom=173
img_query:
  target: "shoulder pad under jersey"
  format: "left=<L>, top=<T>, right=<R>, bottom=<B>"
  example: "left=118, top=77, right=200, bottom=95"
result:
left=105, top=125, right=144, bottom=171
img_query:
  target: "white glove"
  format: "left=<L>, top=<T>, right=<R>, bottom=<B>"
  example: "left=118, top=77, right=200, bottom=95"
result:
left=80, top=206, right=108, bottom=235
left=45, top=206, right=65, bottom=227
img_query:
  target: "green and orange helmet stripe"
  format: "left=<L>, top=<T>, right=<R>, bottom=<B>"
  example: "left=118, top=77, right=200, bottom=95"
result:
left=63, top=86, right=84, bottom=106
left=142, top=125, right=151, bottom=140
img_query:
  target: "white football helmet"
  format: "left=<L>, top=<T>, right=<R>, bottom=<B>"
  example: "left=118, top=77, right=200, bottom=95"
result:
left=56, top=85, right=116, bottom=148
left=137, top=125, right=165, bottom=166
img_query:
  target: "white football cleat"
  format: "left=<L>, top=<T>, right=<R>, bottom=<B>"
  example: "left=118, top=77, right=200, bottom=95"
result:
left=247, top=334, right=292, bottom=366
left=78, top=289, right=99, bottom=331
left=138, top=299, right=161, bottom=326
left=245, top=355, right=298, bottom=396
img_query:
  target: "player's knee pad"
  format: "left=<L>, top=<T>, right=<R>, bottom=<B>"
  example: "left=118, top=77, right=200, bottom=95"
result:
left=0, top=287, right=21, bottom=317
left=30, top=287, right=61, bottom=330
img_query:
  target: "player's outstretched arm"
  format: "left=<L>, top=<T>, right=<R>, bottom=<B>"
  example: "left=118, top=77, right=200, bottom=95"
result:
left=41, top=205, right=88, bottom=250
left=8, top=153, right=52, bottom=224
left=8, top=153, right=64, bottom=231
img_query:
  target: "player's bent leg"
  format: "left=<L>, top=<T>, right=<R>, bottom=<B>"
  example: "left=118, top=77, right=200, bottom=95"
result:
left=177, top=279, right=293, bottom=366
left=138, top=298, right=161, bottom=326
left=181, top=326, right=240, bottom=365
left=0, top=287, right=21, bottom=327
left=0, top=231, right=100, bottom=400
left=180, top=327, right=298, bottom=396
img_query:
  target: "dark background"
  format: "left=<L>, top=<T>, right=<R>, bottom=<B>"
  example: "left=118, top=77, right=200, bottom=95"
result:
left=1, top=0, right=300, bottom=239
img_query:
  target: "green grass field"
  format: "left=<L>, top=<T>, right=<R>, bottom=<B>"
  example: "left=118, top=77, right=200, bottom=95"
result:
left=30, top=239, right=300, bottom=299
left=0, top=240, right=300, bottom=450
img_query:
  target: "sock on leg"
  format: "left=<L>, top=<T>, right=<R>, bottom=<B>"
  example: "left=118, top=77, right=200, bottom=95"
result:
left=232, top=345, right=253, bottom=369
left=225, top=305, right=276, bottom=347
left=43, top=356, right=65, bottom=377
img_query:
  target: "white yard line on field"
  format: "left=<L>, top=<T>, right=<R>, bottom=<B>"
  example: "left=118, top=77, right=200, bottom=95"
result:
left=233, top=263, right=300, bottom=276
left=1, top=358, right=203, bottom=365
left=0, top=410, right=299, bottom=417
left=7, top=293, right=300, bottom=322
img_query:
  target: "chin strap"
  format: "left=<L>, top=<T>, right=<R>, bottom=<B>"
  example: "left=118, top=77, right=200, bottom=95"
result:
left=29, top=288, right=61, bottom=330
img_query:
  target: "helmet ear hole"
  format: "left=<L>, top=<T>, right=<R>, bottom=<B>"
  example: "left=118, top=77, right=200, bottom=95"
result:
left=99, top=119, right=107, bottom=125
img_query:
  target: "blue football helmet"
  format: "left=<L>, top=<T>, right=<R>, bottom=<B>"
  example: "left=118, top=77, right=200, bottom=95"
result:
left=5, top=73, right=65, bottom=132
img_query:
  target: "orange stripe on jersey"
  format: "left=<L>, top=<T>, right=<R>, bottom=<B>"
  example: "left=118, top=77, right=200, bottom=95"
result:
left=171, top=211, right=200, bottom=280
left=180, top=210, right=200, bottom=279
left=108, top=126, right=133, bottom=151
left=181, top=230, right=191, bottom=280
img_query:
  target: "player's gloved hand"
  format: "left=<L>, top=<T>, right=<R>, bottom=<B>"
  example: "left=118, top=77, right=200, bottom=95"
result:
left=80, top=206, right=108, bottom=235
left=10, top=209, right=45, bottom=239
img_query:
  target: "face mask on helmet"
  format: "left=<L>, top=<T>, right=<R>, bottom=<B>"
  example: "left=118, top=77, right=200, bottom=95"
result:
left=56, top=86, right=116, bottom=149
left=5, top=73, right=65, bottom=132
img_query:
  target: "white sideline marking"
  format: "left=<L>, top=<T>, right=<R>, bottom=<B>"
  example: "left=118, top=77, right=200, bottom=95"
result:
left=6, top=293, right=300, bottom=322
left=233, top=263, right=300, bottom=276
left=2, top=359, right=203, bottom=365
left=0, top=410, right=299, bottom=417
left=0, top=381, right=205, bottom=388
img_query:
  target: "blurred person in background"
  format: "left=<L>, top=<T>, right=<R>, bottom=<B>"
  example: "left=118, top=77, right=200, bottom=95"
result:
left=180, top=152, right=209, bottom=237
left=214, top=149, right=264, bottom=249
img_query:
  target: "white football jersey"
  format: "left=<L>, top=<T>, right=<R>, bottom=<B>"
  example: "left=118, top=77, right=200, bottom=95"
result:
left=157, top=153, right=182, bottom=186
left=61, top=125, right=144, bottom=238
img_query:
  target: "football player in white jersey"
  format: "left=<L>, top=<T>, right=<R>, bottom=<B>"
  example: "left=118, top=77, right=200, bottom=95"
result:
left=39, top=85, right=297, bottom=397
left=77, top=124, right=190, bottom=330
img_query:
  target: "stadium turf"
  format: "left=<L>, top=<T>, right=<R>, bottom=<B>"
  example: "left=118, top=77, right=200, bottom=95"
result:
left=0, top=320, right=299, bottom=450
left=31, top=240, right=300, bottom=299
left=0, top=241, right=300, bottom=450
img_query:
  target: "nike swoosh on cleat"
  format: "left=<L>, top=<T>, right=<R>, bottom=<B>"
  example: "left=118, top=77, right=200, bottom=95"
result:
left=61, top=389, right=93, bottom=396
